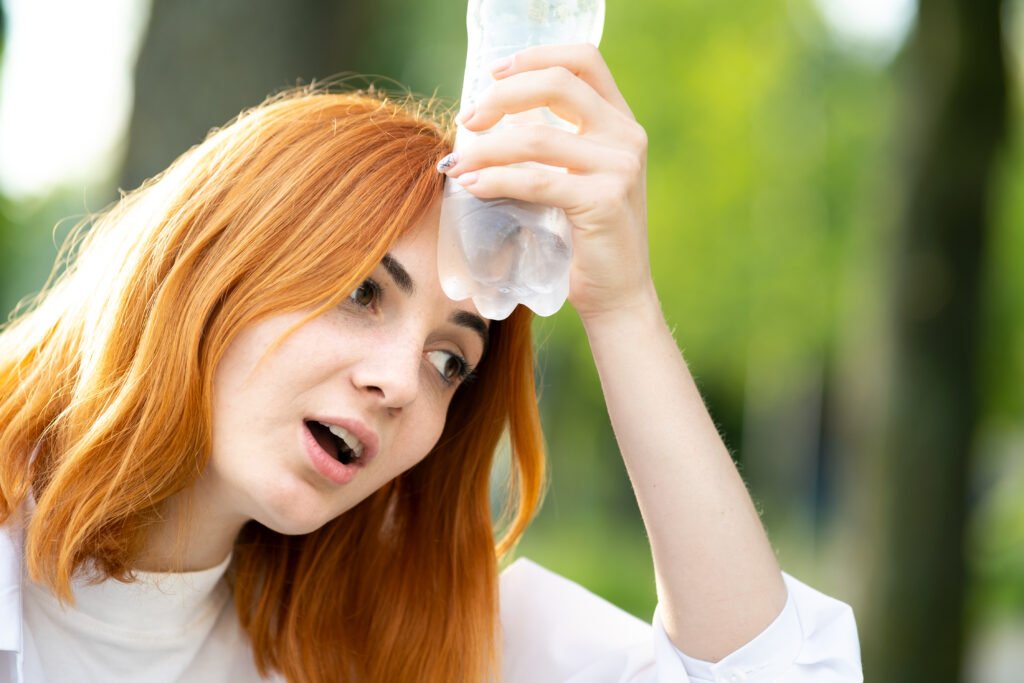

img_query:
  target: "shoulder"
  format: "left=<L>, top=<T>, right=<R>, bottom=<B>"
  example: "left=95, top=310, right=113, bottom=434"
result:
left=499, top=558, right=651, bottom=640
left=498, top=558, right=660, bottom=681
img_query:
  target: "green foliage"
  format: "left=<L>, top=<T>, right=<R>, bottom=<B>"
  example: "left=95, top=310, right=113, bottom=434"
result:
left=971, top=89, right=1024, bottom=623
left=983, top=101, right=1024, bottom=421
left=970, top=421, right=1024, bottom=620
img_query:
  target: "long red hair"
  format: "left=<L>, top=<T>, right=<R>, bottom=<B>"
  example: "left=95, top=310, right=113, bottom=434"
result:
left=0, top=89, right=545, bottom=682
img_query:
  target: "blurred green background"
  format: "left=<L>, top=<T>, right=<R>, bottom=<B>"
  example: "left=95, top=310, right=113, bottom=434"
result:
left=1, top=0, right=1021, bottom=680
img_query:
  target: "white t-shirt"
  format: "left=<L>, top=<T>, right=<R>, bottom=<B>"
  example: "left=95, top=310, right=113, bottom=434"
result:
left=23, top=555, right=260, bottom=682
left=15, top=553, right=862, bottom=682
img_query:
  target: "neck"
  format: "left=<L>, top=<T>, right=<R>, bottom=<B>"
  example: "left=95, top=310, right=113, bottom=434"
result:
left=135, top=479, right=248, bottom=573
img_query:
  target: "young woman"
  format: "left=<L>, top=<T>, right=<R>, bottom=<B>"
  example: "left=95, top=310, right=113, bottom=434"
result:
left=0, top=46, right=861, bottom=682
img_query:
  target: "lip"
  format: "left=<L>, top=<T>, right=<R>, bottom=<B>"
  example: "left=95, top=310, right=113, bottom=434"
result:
left=301, top=416, right=380, bottom=485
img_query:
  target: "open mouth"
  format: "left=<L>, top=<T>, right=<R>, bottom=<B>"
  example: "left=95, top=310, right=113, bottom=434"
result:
left=305, top=419, right=364, bottom=466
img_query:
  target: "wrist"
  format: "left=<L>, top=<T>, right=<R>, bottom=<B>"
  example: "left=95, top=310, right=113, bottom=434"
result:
left=578, top=284, right=664, bottom=338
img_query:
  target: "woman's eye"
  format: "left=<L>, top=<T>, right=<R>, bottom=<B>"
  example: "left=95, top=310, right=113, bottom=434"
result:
left=348, top=279, right=380, bottom=308
left=426, top=350, right=470, bottom=386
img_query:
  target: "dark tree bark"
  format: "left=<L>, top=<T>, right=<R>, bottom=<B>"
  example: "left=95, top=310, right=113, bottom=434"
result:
left=120, top=0, right=441, bottom=191
left=863, top=1, right=1009, bottom=680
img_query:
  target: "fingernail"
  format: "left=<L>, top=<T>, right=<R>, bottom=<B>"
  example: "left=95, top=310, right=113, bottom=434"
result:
left=455, top=172, right=478, bottom=187
left=436, top=152, right=459, bottom=174
left=457, top=105, right=476, bottom=125
left=489, top=56, right=513, bottom=74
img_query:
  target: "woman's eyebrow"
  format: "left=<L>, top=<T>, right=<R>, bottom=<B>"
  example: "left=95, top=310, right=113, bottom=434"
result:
left=450, top=310, right=489, bottom=352
left=381, top=253, right=489, bottom=350
left=381, top=254, right=414, bottom=295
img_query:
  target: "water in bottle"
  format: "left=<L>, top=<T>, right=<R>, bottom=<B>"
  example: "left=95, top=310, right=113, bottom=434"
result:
left=438, top=0, right=606, bottom=320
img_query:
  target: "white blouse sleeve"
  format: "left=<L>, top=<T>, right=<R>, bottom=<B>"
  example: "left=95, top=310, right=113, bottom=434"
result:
left=498, top=559, right=862, bottom=682
left=664, top=573, right=863, bottom=682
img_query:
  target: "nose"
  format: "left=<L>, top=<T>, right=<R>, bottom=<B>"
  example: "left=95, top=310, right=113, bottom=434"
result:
left=351, top=337, right=421, bottom=412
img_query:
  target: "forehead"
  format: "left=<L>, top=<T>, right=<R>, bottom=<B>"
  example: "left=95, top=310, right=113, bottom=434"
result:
left=388, top=201, right=488, bottom=326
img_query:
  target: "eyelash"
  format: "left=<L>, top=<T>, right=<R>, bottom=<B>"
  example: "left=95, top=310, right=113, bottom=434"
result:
left=431, top=351, right=476, bottom=388
left=346, top=278, right=476, bottom=388
left=348, top=278, right=382, bottom=310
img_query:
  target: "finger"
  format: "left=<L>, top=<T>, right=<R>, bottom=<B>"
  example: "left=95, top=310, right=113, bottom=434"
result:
left=452, top=165, right=603, bottom=215
left=462, top=65, right=622, bottom=136
left=489, top=43, right=634, bottom=120
left=440, top=125, right=633, bottom=176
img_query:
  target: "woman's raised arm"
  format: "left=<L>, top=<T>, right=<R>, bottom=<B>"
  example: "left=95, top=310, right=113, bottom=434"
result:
left=438, top=44, right=788, bottom=662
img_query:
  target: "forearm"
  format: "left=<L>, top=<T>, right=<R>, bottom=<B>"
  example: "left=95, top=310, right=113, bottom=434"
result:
left=447, top=44, right=789, bottom=661
left=581, top=289, right=787, bottom=662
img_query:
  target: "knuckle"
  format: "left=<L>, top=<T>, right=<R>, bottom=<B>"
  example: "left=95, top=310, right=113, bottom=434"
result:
left=615, top=150, right=642, bottom=177
left=528, top=172, right=552, bottom=195
left=630, top=123, right=649, bottom=154
left=524, top=126, right=548, bottom=155
left=546, top=65, right=575, bottom=89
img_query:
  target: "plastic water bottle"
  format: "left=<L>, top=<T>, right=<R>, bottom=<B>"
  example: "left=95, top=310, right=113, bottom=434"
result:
left=438, top=0, right=606, bottom=320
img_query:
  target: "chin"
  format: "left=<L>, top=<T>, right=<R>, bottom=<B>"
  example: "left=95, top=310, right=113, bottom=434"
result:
left=258, top=504, right=344, bottom=537
left=251, top=476, right=349, bottom=536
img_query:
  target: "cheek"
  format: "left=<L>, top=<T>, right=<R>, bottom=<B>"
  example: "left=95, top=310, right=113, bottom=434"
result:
left=395, top=406, right=449, bottom=473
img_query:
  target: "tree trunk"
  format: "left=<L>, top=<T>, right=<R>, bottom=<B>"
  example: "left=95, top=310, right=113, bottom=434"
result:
left=120, top=0, right=444, bottom=191
left=863, top=1, right=1008, bottom=680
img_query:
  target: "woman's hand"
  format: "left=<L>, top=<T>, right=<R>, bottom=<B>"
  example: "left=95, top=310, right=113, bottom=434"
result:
left=437, top=44, right=654, bottom=323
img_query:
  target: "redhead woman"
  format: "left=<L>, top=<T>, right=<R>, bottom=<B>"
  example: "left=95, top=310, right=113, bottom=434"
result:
left=0, top=46, right=861, bottom=682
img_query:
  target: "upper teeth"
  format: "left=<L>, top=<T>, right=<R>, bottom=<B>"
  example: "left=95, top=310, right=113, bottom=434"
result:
left=322, top=422, right=364, bottom=459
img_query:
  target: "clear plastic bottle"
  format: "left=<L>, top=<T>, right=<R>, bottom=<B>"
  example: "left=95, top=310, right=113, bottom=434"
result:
left=438, top=0, right=606, bottom=320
